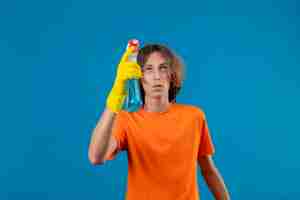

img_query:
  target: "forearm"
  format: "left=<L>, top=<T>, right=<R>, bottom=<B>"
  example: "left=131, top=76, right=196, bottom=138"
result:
left=201, top=167, right=230, bottom=200
left=88, top=108, right=116, bottom=164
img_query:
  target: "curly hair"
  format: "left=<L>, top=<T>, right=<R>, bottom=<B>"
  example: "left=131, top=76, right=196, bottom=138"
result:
left=137, top=44, right=185, bottom=103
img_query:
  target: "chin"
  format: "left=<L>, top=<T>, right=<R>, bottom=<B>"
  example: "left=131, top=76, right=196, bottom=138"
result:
left=151, top=92, right=167, bottom=99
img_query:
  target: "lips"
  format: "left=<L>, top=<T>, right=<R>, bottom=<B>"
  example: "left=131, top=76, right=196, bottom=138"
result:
left=153, top=84, right=163, bottom=88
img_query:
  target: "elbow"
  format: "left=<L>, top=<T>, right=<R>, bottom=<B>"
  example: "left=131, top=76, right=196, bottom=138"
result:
left=90, top=159, right=105, bottom=166
left=89, top=156, right=105, bottom=165
left=88, top=150, right=105, bottom=165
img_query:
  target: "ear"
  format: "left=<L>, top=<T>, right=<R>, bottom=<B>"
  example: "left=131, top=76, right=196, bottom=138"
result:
left=170, top=72, right=178, bottom=86
left=169, top=71, right=175, bottom=81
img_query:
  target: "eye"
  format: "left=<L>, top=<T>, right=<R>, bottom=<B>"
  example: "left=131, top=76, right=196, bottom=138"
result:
left=143, top=67, right=152, bottom=72
left=160, top=65, right=168, bottom=70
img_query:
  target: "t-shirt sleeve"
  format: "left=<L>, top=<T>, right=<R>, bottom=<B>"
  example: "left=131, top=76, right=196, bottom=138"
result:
left=105, top=111, right=128, bottom=161
left=197, top=110, right=215, bottom=158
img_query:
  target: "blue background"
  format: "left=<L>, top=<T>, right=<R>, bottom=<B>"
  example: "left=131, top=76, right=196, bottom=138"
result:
left=0, top=0, right=299, bottom=199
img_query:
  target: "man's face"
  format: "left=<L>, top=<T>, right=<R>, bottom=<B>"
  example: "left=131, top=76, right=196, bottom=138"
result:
left=141, top=52, right=172, bottom=100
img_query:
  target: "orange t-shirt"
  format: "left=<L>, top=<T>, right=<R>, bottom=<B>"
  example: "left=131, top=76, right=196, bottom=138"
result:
left=106, top=102, right=215, bottom=200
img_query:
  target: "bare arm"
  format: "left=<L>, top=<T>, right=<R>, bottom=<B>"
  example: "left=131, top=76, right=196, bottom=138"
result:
left=88, top=44, right=142, bottom=165
left=88, top=107, right=118, bottom=165
left=198, top=155, right=231, bottom=200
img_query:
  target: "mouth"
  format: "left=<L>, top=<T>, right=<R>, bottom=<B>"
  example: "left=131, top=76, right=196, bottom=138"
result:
left=152, top=84, right=163, bottom=88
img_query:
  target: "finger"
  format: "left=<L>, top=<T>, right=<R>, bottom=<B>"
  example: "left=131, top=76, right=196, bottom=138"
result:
left=131, top=62, right=142, bottom=70
left=128, top=74, right=142, bottom=79
left=126, top=68, right=142, bottom=79
left=126, top=67, right=142, bottom=75
left=120, top=62, right=141, bottom=71
left=130, top=64, right=142, bottom=76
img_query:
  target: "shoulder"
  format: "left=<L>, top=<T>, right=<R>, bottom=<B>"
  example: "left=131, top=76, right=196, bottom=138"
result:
left=117, top=109, right=139, bottom=122
left=174, top=103, right=206, bottom=119
left=116, top=110, right=130, bottom=121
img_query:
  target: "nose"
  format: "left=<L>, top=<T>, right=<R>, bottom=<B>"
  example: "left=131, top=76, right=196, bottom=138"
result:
left=153, top=69, right=161, bottom=80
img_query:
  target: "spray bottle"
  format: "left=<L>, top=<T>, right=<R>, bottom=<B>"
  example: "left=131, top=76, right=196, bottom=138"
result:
left=122, top=39, right=143, bottom=112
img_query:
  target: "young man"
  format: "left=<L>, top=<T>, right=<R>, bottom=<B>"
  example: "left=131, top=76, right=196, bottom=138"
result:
left=88, top=44, right=230, bottom=200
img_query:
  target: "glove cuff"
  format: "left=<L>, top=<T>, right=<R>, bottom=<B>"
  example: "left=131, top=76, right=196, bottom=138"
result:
left=106, top=91, right=126, bottom=113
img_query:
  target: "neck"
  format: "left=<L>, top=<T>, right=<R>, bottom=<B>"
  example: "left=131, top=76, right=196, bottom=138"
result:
left=143, top=96, right=171, bottom=112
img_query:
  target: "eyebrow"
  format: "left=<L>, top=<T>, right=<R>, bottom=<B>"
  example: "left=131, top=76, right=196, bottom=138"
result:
left=144, top=62, right=170, bottom=67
